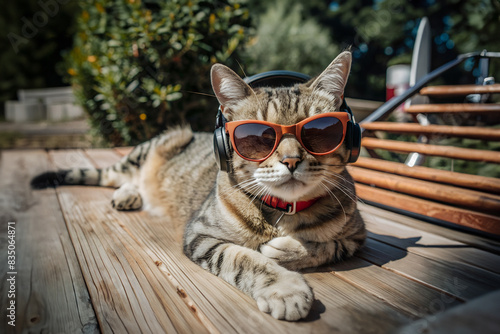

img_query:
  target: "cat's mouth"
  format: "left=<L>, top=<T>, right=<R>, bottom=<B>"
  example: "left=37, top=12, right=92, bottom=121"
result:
left=281, top=177, right=305, bottom=187
left=259, top=175, right=315, bottom=202
left=260, top=173, right=304, bottom=187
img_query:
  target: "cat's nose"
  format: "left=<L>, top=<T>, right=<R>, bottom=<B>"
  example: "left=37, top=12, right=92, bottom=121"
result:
left=281, top=156, right=301, bottom=173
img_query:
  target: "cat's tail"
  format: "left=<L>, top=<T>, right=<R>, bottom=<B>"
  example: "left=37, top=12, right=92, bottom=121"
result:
left=30, top=139, right=153, bottom=189
left=31, top=126, right=194, bottom=189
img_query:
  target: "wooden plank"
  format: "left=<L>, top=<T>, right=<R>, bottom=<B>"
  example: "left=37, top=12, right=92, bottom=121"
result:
left=357, top=202, right=500, bottom=255
left=60, top=189, right=213, bottom=333
left=420, top=84, right=500, bottom=96
left=355, top=184, right=500, bottom=235
left=358, top=238, right=500, bottom=301
left=361, top=137, right=500, bottom=163
left=114, top=147, right=134, bottom=157
left=348, top=166, right=500, bottom=214
left=405, top=103, right=500, bottom=114
left=95, top=193, right=287, bottom=334
left=83, top=148, right=257, bottom=332
left=395, top=290, right=500, bottom=334
left=49, top=150, right=214, bottom=333
left=352, top=157, right=500, bottom=194
left=44, top=147, right=499, bottom=332
left=304, top=273, right=412, bottom=332
left=120, top=199, right=413, bottom=333
left=55, top=148, right=414, bottom=333
left=0, top=150, right=98, bottom=333
left=361, top=122, right=500, bottom=141
left=360, top=208, right=500, bottom=275
left=84, top=148, right=123, bottom=168
left=329, top=258, right=463, bottom=318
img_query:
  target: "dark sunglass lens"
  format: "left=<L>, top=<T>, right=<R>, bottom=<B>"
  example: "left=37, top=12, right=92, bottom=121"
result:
left=301, top=117, right=343, bottom=153
left=234, top=124, right=276, bottom=160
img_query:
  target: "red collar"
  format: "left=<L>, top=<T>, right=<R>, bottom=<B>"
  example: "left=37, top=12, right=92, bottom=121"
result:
left=260, top=195, right=319, bottom=215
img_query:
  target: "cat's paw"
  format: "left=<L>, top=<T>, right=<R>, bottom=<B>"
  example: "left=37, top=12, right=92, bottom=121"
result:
left=111, top=184, right=142, bottom=211
left=260, top=236, right=307, bottom=268
left=255, top=270, right=313, bottom=321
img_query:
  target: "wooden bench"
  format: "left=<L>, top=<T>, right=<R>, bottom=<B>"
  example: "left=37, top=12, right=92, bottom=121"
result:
left=354, top=83, right=500, bottom=235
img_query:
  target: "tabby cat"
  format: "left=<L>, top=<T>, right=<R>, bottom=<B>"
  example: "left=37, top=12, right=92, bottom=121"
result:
left=32, top=51, right=365, bottom=321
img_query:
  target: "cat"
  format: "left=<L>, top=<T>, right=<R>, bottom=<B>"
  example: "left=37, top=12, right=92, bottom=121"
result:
left=31, top=51, right=366, bottom=321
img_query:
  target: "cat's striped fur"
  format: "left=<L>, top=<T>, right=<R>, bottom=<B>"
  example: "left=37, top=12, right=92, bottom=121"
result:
left=31, top=51, right=365, bottom=321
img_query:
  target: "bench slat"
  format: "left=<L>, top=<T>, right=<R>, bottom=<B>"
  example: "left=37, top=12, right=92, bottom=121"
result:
left=349, top=166, right=500, bottom=214
left=405, top=103, right=500, bottom=114
left=361, top=122, right=500, bottom=141
left=361, top=137, right=500, bottom=163
left=351, top=157, right=500, bottom=194
left=420, top=84, right=500, bottom=96
left=355, top=183, right=500, bottom=235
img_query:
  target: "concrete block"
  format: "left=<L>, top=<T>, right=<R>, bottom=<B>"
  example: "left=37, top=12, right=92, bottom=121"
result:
left=47, top=103, right=84, bottom=121
left=5, top=100, right=45, bottom=123
left=18, top=87, right=75, bottom=104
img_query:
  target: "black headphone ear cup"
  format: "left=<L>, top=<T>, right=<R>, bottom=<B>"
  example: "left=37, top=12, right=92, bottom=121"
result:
left=213, top=127, right=232, bottom=172
left=348, top=123, right=361, bottom=163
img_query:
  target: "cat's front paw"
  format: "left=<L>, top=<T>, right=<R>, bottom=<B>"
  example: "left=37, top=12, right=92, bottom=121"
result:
left=111, top=183, right=143, bottom=211
left=260, top=236, right=307, bottom=269
left=255, top=270, right=313, bottom=321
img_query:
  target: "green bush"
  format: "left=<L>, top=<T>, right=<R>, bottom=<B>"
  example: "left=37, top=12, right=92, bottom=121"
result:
left=66, top=0, right=250, bottom=146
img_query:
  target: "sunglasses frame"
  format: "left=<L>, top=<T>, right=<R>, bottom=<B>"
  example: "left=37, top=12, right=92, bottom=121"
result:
left=225, top=112, right=352, bottom=162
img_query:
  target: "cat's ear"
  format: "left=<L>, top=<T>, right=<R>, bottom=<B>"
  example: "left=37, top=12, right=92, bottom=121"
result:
left=211, top=64, right=254, bottom=110
left=310, top=51, right=352, bottom=98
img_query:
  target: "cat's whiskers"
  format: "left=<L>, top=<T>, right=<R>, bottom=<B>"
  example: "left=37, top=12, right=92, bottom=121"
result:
left=321, top=171, right=360, bottom=200
left=236, top=181, right=260, bottom=195
left=248, top=183, right=270, bottom=210
left=324, top=174, right=364, bottom=205
left=321, top=177, right=359, bottom=205
left=258, top=186, right=274, bottom=212
left=252, top=184, right=269, bottom=204
left=221, top=178, right=259, bottom=198
left=321, top=170, right=356, bottom=186
left=321, top=175, right=356, bottom=197
left=245, top=184, right=265, bottom=200
left=181, top=90, right=217, bottom=98
left=320, top=181, right=347, bottom=224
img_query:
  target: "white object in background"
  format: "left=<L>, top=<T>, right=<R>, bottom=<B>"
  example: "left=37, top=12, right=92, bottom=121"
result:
left=405, top=17, right=432, bottom=167
left=5, top=100, right=45, bottom=123
left=407, top=16, right=431, bottom=108
left=386, top=64, right=411, bottom=122
left=5, top=87, right=83, bottom=123
left=386, top=65, right=411, bottom=100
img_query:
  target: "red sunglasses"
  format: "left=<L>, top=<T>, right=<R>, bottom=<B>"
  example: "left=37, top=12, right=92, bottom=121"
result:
left=225, top=112, right=351, bottom=162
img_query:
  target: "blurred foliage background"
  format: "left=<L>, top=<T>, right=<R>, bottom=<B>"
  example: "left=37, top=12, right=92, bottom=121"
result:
left=65, top=0, right=250, bottom=145
left=1, top=0, right=500, bottom=146
left=1, top=0, right=78, bottom=119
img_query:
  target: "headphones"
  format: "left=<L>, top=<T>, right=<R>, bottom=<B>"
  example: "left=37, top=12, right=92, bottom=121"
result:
left=213, top=70, right=361, bottom=172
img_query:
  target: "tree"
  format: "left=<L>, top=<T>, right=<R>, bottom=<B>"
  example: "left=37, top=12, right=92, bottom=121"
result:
left=328, top=0, right=500, bottom=99
left=243, top=0, right=339, bottom=76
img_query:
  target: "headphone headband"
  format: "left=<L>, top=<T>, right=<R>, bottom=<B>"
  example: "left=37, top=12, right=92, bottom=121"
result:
left=244, top=70, right=311, bottom=88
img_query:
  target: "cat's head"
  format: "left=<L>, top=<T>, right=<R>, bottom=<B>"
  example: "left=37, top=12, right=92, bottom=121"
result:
left=211, top=51, right=352, bottom=202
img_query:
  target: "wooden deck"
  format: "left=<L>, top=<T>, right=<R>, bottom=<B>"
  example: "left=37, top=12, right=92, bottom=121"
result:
left=1, top=148, right=500, bottom=333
